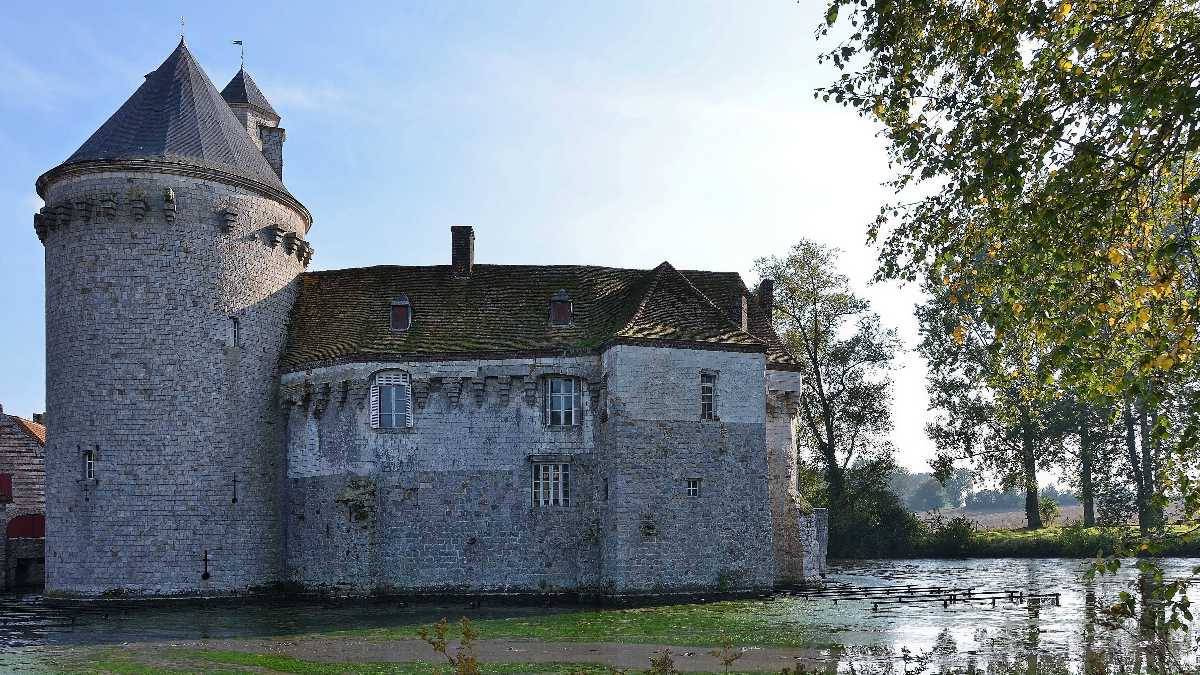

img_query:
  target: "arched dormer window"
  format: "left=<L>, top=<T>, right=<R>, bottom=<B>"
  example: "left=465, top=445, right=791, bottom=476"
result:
left=549, top=289, right=572, bottom=326
left=390, top=295, right=412, bottom=332
left=370, top=371, right=413, bottom=429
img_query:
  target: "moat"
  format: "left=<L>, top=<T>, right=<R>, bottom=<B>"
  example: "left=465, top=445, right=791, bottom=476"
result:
left=2, top=558, right=1197, bottom=672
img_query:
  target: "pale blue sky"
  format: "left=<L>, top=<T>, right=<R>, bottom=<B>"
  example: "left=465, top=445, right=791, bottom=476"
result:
left=0, top=1, right=934, bottom=469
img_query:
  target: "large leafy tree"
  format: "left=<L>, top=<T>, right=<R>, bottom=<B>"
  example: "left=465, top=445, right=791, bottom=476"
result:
left=756, top=241, right=901, bottom=506
left=817, top=0, right=1200, bottom=626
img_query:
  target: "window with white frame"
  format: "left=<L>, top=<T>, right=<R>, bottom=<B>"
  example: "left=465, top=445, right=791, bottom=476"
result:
left=545, top=376, right=582, bottom=427
left=686, top=478, right=702, bottom=497
left=700, top=372, right=717, bottom=421
left=84, top=448, right=95, bottom=480
left=532, top=462, right=570, bottom=506
left=370, top=371, right=413, bottom=429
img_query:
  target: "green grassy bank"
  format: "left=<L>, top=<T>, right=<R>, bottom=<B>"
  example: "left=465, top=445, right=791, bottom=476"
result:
left=915, top=522, right=1200, bottom=558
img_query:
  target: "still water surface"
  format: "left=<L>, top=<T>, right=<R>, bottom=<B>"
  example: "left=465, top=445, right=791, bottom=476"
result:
left=0, top=558, right=1196, bottom=671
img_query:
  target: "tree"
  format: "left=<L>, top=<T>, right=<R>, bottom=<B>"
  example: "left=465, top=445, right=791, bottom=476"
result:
left=910, top=478, right=948, bottom=511
left=756, top=241, right=910, bottom=553
left=918, top=286, right=1064, bottom=529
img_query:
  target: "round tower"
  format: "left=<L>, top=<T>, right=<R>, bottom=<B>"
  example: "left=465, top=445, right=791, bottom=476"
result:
left=34, top=40, right=313, bottom=596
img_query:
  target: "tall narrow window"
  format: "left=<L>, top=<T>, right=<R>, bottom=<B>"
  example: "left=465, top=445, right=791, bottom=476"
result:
left=700, top=372, right=717, bottom=421
left=0, top=473, right=12, bottom=502
left=84, top=448, right=95, bottom=480
left=370, top=371, right=413, bottom=429
left=549, top=289, right=573, bottom=326
left=390, top=295, right=412, bottom=332
left=546, top=376, right=581, bottom=427
left=532, top=462, right=570, bottom=506
left=229, top=317, right=240, bottom=346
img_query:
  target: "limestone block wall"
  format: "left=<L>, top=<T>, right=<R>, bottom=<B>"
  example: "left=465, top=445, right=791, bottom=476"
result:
left=280, top=357, right=603, bottom=592
left=598, top=345, right=776, bottom=592
left=0, top=414, right=46, bottom=591
left=40, top=170, right=309, bottom=596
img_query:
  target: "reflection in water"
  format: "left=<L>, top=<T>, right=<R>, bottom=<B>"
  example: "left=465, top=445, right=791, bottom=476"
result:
left=0, top=558, right=1196, bottom=673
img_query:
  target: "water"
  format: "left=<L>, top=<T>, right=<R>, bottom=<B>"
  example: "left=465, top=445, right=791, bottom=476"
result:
left=1, top=558, right=1197, bottom=672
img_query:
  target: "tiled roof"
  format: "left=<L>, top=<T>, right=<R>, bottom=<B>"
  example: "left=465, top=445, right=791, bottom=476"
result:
left=13, top=417, right=46, bottom=447
left=281, top=262, right=799, bottom=371
left=53, top=40, right=287, bottom=193
left=220, top=67, right=279, bottom=120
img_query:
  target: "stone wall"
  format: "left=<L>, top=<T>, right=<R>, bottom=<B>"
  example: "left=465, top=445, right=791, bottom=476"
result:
left=40, top=170, right=309, bottom=596
left=598, top=345, right=776, bottom=592
left=281, top=357, right=602, bottom=592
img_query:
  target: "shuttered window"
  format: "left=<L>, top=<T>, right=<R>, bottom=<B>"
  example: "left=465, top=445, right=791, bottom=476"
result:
left=370, top=371, right=413, bottom=429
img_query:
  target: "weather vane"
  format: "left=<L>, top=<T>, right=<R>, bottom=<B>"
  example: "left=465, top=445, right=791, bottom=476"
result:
left=180, top=16, right=185, bottom=40
left=232, top=39, right=245, bottom=65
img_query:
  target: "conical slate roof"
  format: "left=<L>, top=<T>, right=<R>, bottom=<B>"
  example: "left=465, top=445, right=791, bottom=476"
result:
left=57, top=39, right=286, bottom=192
left=220, top=67, right=279, bottom=119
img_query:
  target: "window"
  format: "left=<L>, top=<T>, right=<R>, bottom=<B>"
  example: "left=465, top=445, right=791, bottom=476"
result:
left=84, top=448, right=95, bottom=480
left=229, top=317, right=240, bottom=346
left=370, top=371, right=413, bottom=429
left=549, top=289, right=572, bottom=326
left=546, top=377, right=582, bottom=427
left=700, top=372, right=717, bottom=421
left=0, top=473, right=11, bottom=502
left=390, top=295, right=412, bottom=332
left=686, top=478, right=702, bottom=497
left=532, top=463, right=570, bottom=507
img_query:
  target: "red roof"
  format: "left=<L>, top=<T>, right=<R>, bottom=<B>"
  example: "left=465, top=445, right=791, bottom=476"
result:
left=13, top=417, right=46, bottom=446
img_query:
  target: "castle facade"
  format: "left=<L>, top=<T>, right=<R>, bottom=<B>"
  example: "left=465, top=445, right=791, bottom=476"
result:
left=34, top=41, right=825, bottom=597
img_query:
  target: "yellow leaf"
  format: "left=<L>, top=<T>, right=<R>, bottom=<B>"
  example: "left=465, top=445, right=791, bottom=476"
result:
left=1138, top=308, right=1151, bottom=324
left=1107, top=247, right=1123, bottom=265
left=952, top=326, right=966, bottom=345
left=1012, top=302, right=1024, bottom=315
left=1059, top=57, right=1074, bottom=72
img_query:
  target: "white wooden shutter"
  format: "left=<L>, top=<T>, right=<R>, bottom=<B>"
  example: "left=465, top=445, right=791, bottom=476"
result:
left=544, top=377, right=551, bottom=426
left=369, top=381, right=381, bottom=429
left=573, top=379, right=582, bottom=425
left=404, top=377, right=414, bottom=428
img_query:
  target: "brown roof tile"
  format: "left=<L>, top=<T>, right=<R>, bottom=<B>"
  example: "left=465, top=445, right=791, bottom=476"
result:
left=13, top=417, right=46, bottom=446
left=282, top=263, right=798, bottom=372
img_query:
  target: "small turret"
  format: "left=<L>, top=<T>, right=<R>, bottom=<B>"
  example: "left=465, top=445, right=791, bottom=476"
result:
left=221, top=67, right=285, bottom=179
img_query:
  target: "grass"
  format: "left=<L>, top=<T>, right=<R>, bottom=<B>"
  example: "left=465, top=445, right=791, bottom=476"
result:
left=338, top=599, right=824, bottom=648
left=959, top=523, right=1200, bottom=558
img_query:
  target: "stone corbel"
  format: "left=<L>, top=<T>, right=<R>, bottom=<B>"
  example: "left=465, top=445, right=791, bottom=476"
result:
left=279, top=384, right=305, bottom=408
left=521, top=376, right=538, bottom=406
left=33, top=212, right=48, bottom=243
left=282, top=231, right=299, bottom=254
left=336, top=380, right=350, bottom=405
left=219, top=206, right=239, bottom=233
left=445, top=377, right=463, bottom=405
left=74, top=199, right=92, bottom=222
left=100, top=196, right=117, bottom=219
left=54, top=203, right=71, bottom=227
left=350, top=380, right=370, bottom=409
left=129, top=198, right=147, bottom=222
left=162, top=188, right=177, bottom=223
left=470, top=377, right=486, bottom=405
left=297, top=240, right=314, bottom=267
left=265, top=224, right=285, bottom=247
left=498, top=377, right=513, bottom=405
left=313, top=382, right=331, bottom=418
left=412, top=378, right=430, bottom=409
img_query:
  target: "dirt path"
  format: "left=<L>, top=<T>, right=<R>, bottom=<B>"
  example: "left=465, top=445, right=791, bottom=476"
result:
left=182, top=635, right=828, bottom=672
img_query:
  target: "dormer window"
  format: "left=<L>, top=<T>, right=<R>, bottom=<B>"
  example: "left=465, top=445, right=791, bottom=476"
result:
left=390, top=295, right=412, bottom=332
left=550, top=289, right=572, bottom=326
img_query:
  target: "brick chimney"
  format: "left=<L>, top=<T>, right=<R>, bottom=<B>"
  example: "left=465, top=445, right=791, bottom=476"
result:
left=32, top=413, right=45, bottom=424
left=451, top=226, right=475, bottom=277
left=758, top=278, right=775, bottom=320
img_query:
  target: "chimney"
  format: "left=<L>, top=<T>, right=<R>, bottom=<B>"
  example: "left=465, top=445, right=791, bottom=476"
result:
left=451, top=226, right=475, bottom=276
left=728, top=295, right=749, bottom=332
left=757, top=279, right=774, bottom=320
left=32, top=413, right=45, bottom=424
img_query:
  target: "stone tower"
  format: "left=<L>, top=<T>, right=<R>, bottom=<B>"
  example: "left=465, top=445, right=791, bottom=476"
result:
left=34, top=40, right=313, bottom=596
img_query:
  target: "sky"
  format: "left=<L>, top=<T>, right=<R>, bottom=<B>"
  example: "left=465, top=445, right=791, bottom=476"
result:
left=0, top=1, right=935, bottom=470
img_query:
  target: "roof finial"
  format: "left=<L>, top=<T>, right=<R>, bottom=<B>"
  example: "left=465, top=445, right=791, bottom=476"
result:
left=232, top=40, right=245, bottom=66
left=180, top=16, right=186, bottom=41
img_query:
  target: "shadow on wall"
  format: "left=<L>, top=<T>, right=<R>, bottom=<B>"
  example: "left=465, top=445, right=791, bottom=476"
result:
left=4, top=513, right=46, bottom=590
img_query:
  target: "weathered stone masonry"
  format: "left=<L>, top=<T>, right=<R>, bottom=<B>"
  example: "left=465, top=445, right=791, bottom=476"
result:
left=0, top=408, right=46, bottom=590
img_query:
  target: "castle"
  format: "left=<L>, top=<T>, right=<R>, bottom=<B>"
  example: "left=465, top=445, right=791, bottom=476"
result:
left=33, top=40, right=826, bottom=597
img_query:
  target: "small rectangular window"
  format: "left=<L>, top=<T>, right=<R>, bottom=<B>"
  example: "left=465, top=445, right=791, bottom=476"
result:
left=390, top=304, right=411, bottom=331
left=546, top=377, right=581, bottom=427
left=84, top=449, right=95, bottom=480
left=686, top=478, right=702, bottom=497
left=371, top=372, right=413, bottom=429
left=700, top=372, right=717, bottom=421
left=0, top=473, right=12, bottom=502
left=532, top=462, right=571, bottom=507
